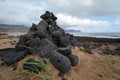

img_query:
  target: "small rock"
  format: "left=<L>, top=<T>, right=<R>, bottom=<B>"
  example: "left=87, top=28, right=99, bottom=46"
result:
left=68, top=54, right=79, bottom=66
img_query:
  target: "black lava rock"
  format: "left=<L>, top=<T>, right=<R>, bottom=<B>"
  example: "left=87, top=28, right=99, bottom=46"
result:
left=38, top=39, right=57, bottom=58
left=37, top=20, right=49, bottom=32
left=29, top=37, right=41, bottom=51
left=51, top=30, right=63, bottom=46
left=57, top=45, right=72, bottom=56
left=29, top=23, right=38, bottom=32
left=15, top=35, right=26, bottom=51
left=50, top=52, right=71, bottom=73
left=52, top=31, right=62, bottom=38
left=60, top=36, right=70, bottom=47
left=68, top=54, right=79, bottom=66
left=67, top=34, right=79, bottom=46
left=34, top=31, right=47, bottom=39
left=0, top=48, right=25, bottom=66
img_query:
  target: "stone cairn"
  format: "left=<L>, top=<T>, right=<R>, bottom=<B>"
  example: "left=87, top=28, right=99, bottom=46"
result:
left=1, top=11, right=79, bottom=75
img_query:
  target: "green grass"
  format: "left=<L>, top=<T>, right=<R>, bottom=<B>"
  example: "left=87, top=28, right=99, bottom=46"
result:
left=21, top=45, right=37, bottom=54
left=80, top=47, right=92, bottom=54
left=10, top=57, right=51, bottom=80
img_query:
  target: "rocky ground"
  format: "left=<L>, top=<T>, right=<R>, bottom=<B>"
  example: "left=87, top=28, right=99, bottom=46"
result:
left=0, top=34, right=120, bottom=80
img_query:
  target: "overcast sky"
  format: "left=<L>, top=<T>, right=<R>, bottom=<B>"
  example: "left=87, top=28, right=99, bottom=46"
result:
left=0, top=0, right=120, bottom=32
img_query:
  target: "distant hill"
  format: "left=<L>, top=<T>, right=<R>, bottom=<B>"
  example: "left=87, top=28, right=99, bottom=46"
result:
left=65, top=29, right=82, bottom=33
left=0, top=24, right=29, bottom=32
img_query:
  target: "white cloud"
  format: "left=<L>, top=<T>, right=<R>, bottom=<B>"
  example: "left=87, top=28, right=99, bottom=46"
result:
left=80, top=0, right=94, bottom=7
left=57, top=13, right=110, bottom=27
left=0, top=0, right=44, bottom=26
left=46, top=0, right=120, bottom=17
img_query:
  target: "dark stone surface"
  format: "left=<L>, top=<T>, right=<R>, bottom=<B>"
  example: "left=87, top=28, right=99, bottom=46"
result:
left=0, top=48, right=25, bottom=66
left=68, top=54, right=79, bottom=66
left=50, top=52, right=71, bottom=73
left=37, top=20, right=49, bottom=32
left=34, top=31, right=47, bottom=39
left=67, top=34, right=79, bottom=46
left=102, top=49, right=120, bottom=55
left=52, top=31, right=62, bottom=38
left=76, top=36, right=120, bottom=43
left=29, top=37, right=41, bottom=51
left=60, top=36, right=70, bottom=47
left=40, top=11, right=50, bottom=20
left=38, top=39, right=57, bottom=58
left=57, top=45, right=72, bottom=56
left=52, top=30, right=63, bottom=46
left=70, top=37, right=79, bottom=46
left=15, top=35, right=26, bottom=51
left=29, top=23, right=38, bottom=32
left=40, top=11, right=57, bottom=21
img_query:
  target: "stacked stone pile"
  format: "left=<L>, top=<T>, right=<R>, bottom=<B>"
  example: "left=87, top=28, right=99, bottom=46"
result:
left=0, top=11, right=79, bottom=74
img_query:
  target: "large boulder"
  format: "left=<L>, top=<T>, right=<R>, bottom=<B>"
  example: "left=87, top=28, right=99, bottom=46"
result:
left=51, top=30, right=62, bottom=38
left=29, top=37, right=41, bottom=51
left=37, top=20, right=49, bottom=32
left=60, top=36, right=70, bottom=47
left=68, top=54, right=79, bottom=66
left=29, top=23, right=38, bottom=32
left=0, top=48, right=25, bottom=66
left=50, top=52, right=71, bottom=73
left=57, top=45, right=72, bottom=56
left=38, top=39, right=57, bottom=58
left=15, top=35, right=26, bottom=51
left=48, top=26, right=57, bottom=34
left=34, top=31, right=47, bottom=39
left=67, top=34, right=79, bottom=46
left=57, top=26, right=65, bottom=36
left=52, top=30, right=63, bottom=46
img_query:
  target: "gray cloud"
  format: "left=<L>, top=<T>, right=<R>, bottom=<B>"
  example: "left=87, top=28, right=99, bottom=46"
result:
left=45, top=0, right=120, bottom=18
left=0, top=0, right=120, bottom=32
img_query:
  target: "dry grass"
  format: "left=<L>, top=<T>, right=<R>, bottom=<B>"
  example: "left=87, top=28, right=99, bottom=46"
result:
left=0, top=36, right=120, bottom=80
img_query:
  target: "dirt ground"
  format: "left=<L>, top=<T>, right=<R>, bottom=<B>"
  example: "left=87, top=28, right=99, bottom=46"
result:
left=0, top=35, right=120, bottom=80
